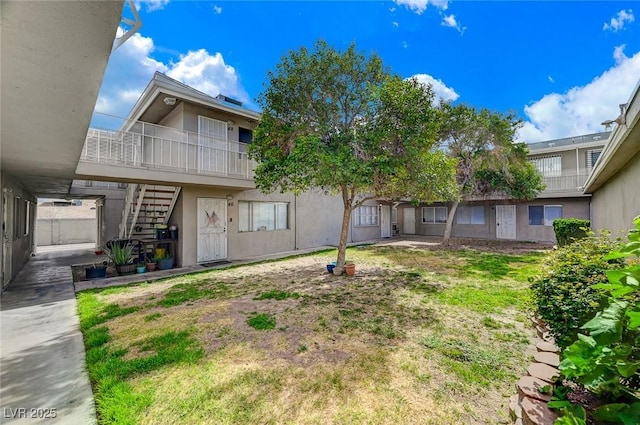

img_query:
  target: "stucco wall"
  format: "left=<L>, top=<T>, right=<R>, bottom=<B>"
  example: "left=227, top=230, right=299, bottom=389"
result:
left=174, top=186, right=378, bottom=267
left=411, top=198, right=590, bottom=243
left=37, top=218, right=96, bottom=245
left=1, top=171, right=37, bottom=288
left=591, top=150, right=640, bottom=237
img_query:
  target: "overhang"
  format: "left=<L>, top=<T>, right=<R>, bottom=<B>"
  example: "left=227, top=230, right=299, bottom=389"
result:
left=584, top=79, right=640, bottom=193
left=1, top=1, right=123, bottom=197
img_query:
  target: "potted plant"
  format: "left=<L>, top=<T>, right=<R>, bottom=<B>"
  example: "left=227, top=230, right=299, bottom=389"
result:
left=136, top=263, right=146, bottom=274
left=85, top=263, right=107, bottom=279
left=105, top=242, right=136, bottom=275
left=146, top=256, right=158, bottom=272
left=155, top=250, right=174, bottom=271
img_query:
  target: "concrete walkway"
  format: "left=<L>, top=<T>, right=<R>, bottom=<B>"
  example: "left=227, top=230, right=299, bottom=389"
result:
left=0, top=246, right=98, bottom=425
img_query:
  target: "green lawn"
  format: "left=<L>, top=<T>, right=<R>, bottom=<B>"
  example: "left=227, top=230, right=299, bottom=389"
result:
left=77, top=244, right=546, bottom=424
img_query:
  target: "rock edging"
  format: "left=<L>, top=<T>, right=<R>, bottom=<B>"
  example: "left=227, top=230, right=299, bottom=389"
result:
left=509, top=317, right=560, bottom=425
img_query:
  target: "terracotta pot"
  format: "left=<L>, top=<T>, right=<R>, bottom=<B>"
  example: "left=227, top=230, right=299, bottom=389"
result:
left=146, top=262, right=157, bottom=272
left=344, top=263, right=356, bottom=276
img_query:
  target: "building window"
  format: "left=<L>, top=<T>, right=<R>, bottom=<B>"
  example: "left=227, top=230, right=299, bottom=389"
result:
left=422, top=206, right=448, bottom=224
left=13, top=197, right=22, bottom=240
left=586, top=149, right=602, bottom=172
left=239, top=127, right=253, bottom=144
left=529, top=205, right=562, bottom=226
left=456, top=205, right=485, bottom=225
left=24, top=200, right=30, bottom=236
left=354, top=205, right=378, bottom=227
left=530, top=155, right=561, bottom=177
left=239, top=201, right=288, bottom=232
left=391, top=206, right=397, bottom=224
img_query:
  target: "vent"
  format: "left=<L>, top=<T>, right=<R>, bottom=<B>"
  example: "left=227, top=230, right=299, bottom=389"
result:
left=216, top=94, right=242, bottom=107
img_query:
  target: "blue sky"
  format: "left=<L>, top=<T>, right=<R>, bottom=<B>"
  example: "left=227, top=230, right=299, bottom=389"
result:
left=95, top=0, right=640, bottom=142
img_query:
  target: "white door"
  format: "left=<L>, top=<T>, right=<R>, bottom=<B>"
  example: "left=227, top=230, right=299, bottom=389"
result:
left=198, top=116, right=228, bottom=174
left=381, top=205, right=391, bottom=238
left=403, top=207, right=416, bottom=234
left=2, top=193, right=13, bottom=288
left=197, top=198, right=227, bottom=262
left=496, top=205, right=516, bottom=240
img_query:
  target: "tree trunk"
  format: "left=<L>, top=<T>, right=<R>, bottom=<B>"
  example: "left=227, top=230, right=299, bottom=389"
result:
left=336, top=189, right=353, bottom=268
left=442, top=200, right=459, bottom=246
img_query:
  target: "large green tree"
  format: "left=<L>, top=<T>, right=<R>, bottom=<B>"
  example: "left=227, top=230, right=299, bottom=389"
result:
left=437, top=103, right=545, bottom=245
left=249, top=40, right=456, bottom=267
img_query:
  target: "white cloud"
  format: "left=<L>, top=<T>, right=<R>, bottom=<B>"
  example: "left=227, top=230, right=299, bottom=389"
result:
left=392, top=21, right=399, bottom=28
left=603, top=9, right=635, bottom=32
left=410, top=73, right=460, bottom=104
left=166, top=49, right=250, bottom=105
left=95, top=29, right=250, bottom=121
left=441, top=14, right=465, bottom=34
left=518, top=46, right=640, bottom=143
left=548, top=75, right=555, bottom=83
left=135, top=0, right=170, bottom=13
left=213, top=5, right=222, bottom=14
left=394, top=0, right=448, bottom=15
left=402, top=41, right=409, bottom=49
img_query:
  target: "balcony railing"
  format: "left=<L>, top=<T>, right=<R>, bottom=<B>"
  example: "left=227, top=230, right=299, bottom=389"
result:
left=72, top=180, right=127, bottom=189
left=80, top=118, right=256, bottom=180
left=540, top=173, right=590, bottom=192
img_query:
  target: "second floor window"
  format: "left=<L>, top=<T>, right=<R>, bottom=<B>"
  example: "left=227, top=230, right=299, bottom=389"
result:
left=586, top=149, right=602, bottom=172
left=530, top=155, right=561, bottom=178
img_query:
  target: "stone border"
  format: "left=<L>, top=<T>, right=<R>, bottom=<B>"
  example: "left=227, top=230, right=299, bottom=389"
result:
left=509, top=317, right=561, bottom=425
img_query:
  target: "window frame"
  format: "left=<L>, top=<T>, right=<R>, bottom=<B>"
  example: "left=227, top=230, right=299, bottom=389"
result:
left=455, top=205, right=485, bottom=225
left=238, top=201, right=289, bottom=232
left=530, top=155, right=562, bottom=178
left=353, top=205, right=379, bottom=227
left=422, top=206, right=448, bottom=224
left=528, top=204, right=563, bottom=226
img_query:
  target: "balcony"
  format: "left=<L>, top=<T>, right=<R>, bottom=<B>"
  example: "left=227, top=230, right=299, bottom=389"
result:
left=538, top=173, right=591, bottom=197
left=76, top=118, right=257, bottom=189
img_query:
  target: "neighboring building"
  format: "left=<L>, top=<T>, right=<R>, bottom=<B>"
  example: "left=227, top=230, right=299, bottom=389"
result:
left=1, top=0, right=637, bottom=286
left=585, top=81, right=640, bottom=236
left=75, top=72, right=384, bottom=268
left=395, top=132, right=610, bottom=243
left=36, top=199, right=97, bottom=246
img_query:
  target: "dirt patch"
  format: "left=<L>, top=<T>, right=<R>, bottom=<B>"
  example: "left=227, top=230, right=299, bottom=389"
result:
left=378, top=235, right=553, bottom=254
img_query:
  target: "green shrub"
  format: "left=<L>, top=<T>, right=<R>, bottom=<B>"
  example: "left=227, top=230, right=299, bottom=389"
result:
left=552, top=218, right=591, bottom=246
left=530, top=232, right=624, bottom=348
left=554, top=216, right=640, bottom=424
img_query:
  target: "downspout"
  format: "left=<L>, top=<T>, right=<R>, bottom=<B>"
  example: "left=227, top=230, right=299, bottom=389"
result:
left=576, top=147, right=580, bottom=188
left=294, top=193, right=298, bottom=250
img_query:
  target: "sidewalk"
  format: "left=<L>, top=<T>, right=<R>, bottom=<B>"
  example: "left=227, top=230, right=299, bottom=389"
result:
left=0, top=247, right=97, bottom=425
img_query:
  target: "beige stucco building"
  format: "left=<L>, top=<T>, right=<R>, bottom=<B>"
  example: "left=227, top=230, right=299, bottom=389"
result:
left=585, top=80, right=640, bottom=236
left=1, top=0, right=639, bottom=289
left=396, top=132, right=608, bottom=243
